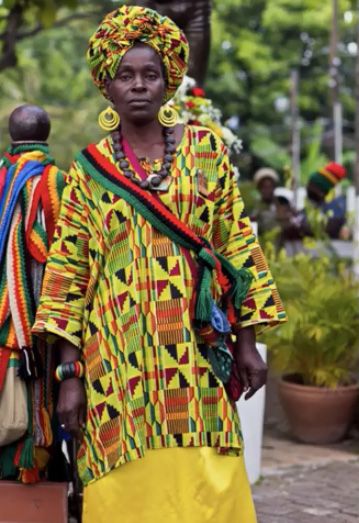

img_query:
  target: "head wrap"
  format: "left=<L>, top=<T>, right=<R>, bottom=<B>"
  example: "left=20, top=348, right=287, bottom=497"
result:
left=308, top=162, right=346, bottom=195
left=87, top=5, right=189, bottom=102
left=253, top=167, right=279, bottom=187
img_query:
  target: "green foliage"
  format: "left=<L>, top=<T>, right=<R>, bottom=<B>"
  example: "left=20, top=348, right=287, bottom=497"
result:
left=263, top=251, right=359, bottom=388
left=238, top=180, right=258, bottom=216
left=0, top=0, right=358, bottom=176
left=0, top=0, right=125, bottom=168
left=249, top=124, right=291, bottom=171
left=207, top=0, right=358, bottom=179
left=300, top=120, right=329, bottom=184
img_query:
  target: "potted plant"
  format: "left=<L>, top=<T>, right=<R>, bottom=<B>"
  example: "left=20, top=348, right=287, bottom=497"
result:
left=263, top=249, right=359, bottom=444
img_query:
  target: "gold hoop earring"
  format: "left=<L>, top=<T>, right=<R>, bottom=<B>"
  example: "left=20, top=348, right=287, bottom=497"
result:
left=158, top=105, right=179, bottom=127
left=98, top=107, right=120, bottom=131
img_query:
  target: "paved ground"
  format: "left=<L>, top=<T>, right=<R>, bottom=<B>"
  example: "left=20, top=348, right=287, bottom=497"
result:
left=253, top=459, right=359, bottom=523
left=252, top=372, right=359, bottom=522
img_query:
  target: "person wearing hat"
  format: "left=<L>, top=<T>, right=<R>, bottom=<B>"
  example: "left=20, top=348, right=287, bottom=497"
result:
left=32, top=6, right=286, bottom=522
left=273, top=187, right=303, bottom=250
left=274, top=187, right=296, bottom=227
left=278, top=162, right=349, bottom=242
left=297, top=162, right=348, bottom=240
left=252, top=167, right=280, bottom=235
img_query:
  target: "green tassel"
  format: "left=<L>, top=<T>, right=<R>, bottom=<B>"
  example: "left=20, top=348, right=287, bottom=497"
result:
left=197, top=247, right=216, bottom=269
left=19, top=380, right=34, bottom=470
left=215, top=253, right=253, bottom=311
left=195, top=266, right=214, bottom=323
left=0, top=444, right=17, bottom=478
left=19, top=435, right=34, bottom=469
left=232, top=269, right=253, bottom=310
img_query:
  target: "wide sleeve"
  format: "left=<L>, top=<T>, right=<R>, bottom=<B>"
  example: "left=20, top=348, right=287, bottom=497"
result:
left=32, top=162, right=90, bottom=348
left=212, top=144, right=286, bottom=332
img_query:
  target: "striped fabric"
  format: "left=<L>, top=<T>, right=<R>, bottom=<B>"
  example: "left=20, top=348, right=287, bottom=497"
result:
left=0, top=146, right=65, bottom=482
left=33, top=125, right=286, bottom=486
left=0, top=149, right=65, bottom=351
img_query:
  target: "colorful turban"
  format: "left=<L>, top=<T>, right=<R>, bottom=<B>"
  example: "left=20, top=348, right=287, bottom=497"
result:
left=309, top=162, right=346, bottom=195
left=87, top=5, right=189, bottom=102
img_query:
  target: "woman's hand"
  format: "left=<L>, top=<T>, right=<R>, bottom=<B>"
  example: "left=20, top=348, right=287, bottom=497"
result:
left=55, top=339, right=86, bottom=438
left=57, top=377, right=87, bottom=439
left=234, top=326, right=267, bottom=400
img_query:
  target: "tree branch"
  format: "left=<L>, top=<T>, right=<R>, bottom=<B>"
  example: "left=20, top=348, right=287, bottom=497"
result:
left=0, top=4, right=23, bottom=71
left=0, top=7, right=102, bottom=73
left=16, top=10, right=103, bottom=40
left=0, top=9, right=102, bottom=41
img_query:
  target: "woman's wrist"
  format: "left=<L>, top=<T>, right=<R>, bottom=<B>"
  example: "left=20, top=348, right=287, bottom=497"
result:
left=235, top=325, right=256, bottom=353
left=55, top=360, right=84, bottom=382
left=57, top=339, right=81, bottom=364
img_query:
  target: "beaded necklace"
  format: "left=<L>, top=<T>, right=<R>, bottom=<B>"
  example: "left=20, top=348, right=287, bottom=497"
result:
left=111, top=126, right=176, bottom=191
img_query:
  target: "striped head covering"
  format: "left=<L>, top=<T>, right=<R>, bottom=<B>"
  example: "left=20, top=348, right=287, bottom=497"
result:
left=87, top=5, right=189, bottom=102
left=309, top=162, right=346, bottom=195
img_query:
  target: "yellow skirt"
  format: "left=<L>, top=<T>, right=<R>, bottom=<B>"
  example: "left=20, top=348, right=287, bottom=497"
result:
left=83, top=447, right=257, bottom=523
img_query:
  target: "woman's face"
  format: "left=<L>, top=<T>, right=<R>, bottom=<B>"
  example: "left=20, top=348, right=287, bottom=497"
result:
left=106, top=44, right=166, bottom=125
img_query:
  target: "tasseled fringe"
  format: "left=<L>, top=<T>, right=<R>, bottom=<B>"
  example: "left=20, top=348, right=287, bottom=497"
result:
left=0, top=443, right=17, bottom=478
left=195, top=251, right=253, bottom=325
left=19, top=467, right=40, bottom=484
left=39, top=407, right=53, bottom=447
left=195, top=266, right=214, bottom=323
left=19, top=447, right=49, bottom=484
left=0, top=436, right=34, bottom=481
left=232, top=269, right=253, bottom=310
left=17, top=435, right=34, bottom=469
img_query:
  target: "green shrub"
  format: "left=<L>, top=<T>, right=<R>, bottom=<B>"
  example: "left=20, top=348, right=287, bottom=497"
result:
left=263, top=250, right=359, bottom=388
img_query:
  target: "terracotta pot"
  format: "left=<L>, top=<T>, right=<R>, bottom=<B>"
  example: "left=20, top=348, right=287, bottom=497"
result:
left=278, top=375, right=359, bottom=444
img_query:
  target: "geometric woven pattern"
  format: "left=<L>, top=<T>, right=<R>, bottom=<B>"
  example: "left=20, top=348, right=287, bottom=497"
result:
left=33, top=125, right=285, bottom=486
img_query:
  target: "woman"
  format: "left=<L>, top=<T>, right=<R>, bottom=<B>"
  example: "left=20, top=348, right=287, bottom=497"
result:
left=33, top=6, right=285, bottom=522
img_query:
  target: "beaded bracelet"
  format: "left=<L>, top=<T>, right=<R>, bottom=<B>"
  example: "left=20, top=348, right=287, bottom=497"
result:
left=55, top=361, right=84, bottom=382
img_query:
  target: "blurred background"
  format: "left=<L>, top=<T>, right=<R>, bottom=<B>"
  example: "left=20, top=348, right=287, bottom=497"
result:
left=0, top=0, right=358, bottom=185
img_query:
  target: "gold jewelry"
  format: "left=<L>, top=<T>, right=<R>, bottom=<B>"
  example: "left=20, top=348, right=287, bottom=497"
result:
left=158, top=104, right=179, bottom=127
left=98, top=107, right=120, bottom=131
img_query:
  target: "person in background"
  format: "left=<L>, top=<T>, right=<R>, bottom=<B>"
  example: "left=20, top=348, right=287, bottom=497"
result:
left=251, top=167, right=280, bottom=235
left=274, top=187, right=296, bottom=227
left=281, top=162, right=349, bottom=241
left=272, top=187, right=300, bottom=251
left=32, top=6, right=286, bottom=522
left=305, top=162, right=348, bottom=239
left=0, top=105, right=65, bottom=483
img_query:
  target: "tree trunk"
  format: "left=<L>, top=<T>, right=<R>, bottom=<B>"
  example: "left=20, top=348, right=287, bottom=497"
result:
left=353, top=3, right=359, bottom=279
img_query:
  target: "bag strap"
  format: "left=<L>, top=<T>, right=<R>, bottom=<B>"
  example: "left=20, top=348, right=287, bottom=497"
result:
left=77, top=142, right=253, bottom=324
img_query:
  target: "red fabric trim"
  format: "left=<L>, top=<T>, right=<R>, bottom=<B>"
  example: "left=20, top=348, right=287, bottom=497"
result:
left=26, top=175, right=45, bottom=262
left=0, top=347, right=11, bottom=391
left=40, top=164, right=57, bottom=245
left=87, top=143, right=205, bottom=249
left=0, top=166, right=7, bottom=201
left=122, top=138, right=149, bottom=183
left=86, top=143, right=232, bottom=293
left=26, top=165, right=58, bottom=263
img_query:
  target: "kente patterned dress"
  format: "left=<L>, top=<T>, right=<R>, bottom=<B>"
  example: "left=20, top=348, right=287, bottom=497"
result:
left=33, top=126, right=285, bottom=490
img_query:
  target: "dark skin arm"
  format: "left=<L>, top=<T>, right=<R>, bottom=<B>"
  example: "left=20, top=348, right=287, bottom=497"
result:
left=56, top=340, right=86, bottom=438
left=235, top=326, right=267, bottom=400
